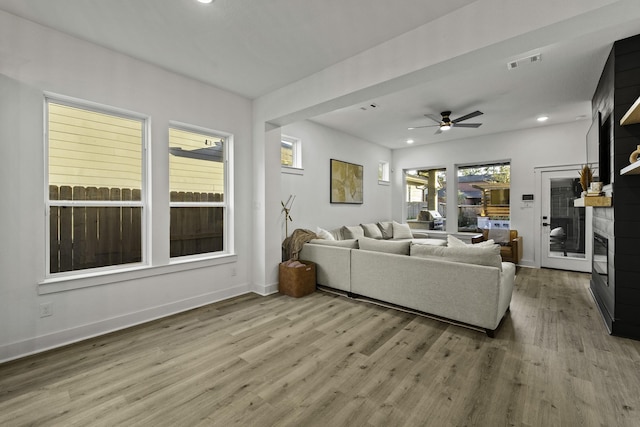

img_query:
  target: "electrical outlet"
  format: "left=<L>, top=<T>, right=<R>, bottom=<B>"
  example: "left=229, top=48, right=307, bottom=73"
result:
left=40, top=302, right=53, bottom=318
left=231, top=267, right=237, bottom=277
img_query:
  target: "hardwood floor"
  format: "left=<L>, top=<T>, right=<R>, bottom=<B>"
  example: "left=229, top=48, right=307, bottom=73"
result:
left=2, top=268, right=640, bottom=426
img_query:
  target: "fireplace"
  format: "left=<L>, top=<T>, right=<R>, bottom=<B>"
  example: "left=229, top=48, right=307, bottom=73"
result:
left=593, top=233, right=609, bottom=288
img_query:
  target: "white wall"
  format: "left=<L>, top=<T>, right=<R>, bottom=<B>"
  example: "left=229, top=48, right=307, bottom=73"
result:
left=392, top=120, right=591, bottom=266
left=280, top=120, right=392, bottom=236
left=0, top=12, right=253, bottom=362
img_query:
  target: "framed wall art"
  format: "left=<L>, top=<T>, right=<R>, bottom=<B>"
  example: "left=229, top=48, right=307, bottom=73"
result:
left=330, top=159, right=363, bottom=204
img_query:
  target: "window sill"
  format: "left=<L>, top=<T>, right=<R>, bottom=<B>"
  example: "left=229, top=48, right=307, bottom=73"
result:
left=281, top=166, right=304, bottom=175
left=38, top=253, right=237, bottom=295
left=378, top=180, right=390, bottom=186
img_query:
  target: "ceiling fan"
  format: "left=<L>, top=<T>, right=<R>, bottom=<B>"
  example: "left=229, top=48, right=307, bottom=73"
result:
left=408, top=110, right=483, bottom=134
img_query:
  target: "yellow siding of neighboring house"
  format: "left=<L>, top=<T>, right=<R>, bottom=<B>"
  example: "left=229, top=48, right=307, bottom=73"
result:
left=48, top=103, right=142, bottom=192
left=169, top=128, right=225, bottom=195
left=281, top=145, right=293, bottom=166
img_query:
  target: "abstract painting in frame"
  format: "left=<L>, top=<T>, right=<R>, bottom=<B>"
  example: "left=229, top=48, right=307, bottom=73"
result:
left=330, top=159, right=363, bottom=204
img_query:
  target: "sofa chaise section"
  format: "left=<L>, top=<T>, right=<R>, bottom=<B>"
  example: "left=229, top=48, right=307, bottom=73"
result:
left=350, top=249, right=515, bottom=335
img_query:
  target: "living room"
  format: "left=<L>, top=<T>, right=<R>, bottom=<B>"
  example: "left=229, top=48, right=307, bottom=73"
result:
left=2, top=0, right=640, bottom=424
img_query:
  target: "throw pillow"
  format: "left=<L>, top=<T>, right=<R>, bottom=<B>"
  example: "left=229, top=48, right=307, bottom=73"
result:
left=487, top=229, right=511, bottom=245
left=447, top=234, right=467, bottom=247
left=377, top=221, right=393, bottom=239
left=447, top=234, right=496, bottom=248
left=411, top=243, right=502, bottom=270
left=316, top=227, right=335, bottom=240
left=308, top=239, right=359, bottom=249
left=342, top=225, right=365, bottom=240
left=392, top=221, right=413, bottom=239
left=358, top=237, right=410, bottom=255
left=360, top=223, right=383, bottom=239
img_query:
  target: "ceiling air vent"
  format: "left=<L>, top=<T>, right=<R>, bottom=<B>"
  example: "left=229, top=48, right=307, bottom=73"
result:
left=507, top=53, right=542, bottom=70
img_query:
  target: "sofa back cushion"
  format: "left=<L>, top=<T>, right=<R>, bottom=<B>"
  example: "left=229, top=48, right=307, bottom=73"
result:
left=308, top=238, right=359, bottom=249
left=360, top=223, right=383, bottom=239
left=359, top=237, right=410, bottom=255
left=411, top=243, right=502, bottom=270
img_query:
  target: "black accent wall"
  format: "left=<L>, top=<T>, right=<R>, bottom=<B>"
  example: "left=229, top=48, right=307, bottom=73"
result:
left=591, top=33, right=640, bottom=339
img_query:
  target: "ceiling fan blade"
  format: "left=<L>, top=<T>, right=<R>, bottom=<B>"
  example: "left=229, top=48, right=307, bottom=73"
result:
left=408, top=124, right=438, bottom=130
left=434, top=128, right=443, bottom=135
left=452, top=110, right=483, bottom=123
left=453, top=122, right=482, bottom=128
left=424, top=114, right=442, bottom=124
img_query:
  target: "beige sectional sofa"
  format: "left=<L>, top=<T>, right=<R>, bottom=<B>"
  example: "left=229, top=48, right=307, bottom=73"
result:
left=299, top=221, right=515, bottom=337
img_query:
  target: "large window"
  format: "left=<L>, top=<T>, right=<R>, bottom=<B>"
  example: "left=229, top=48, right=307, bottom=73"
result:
left=169, top=126, right=227, bottom=258
left=47, top=99, right=145, bottom=274
left=457, top=163, right=510, bottom=232
left=405, top=168, right=446, bottom=227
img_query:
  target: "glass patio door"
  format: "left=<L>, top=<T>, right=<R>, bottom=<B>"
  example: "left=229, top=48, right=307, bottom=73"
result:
left=540, top=169, right=592, bottom=272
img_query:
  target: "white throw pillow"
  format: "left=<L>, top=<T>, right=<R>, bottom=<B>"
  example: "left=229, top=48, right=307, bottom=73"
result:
left=488, top=228, right=510, bottom=245
left=316, top=227, right=335, bottom=240
left=447, top=235, right=467, bottom=247
left=392, top=221, right=413, bottom=239
left=360, top=223, right=383, bottom=239
left=359, top=237, right=410, bottom=255
left=447, top=234, right=496, bottom=248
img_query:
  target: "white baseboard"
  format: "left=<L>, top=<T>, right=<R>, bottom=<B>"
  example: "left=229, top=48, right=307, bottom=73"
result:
left=252, top=281, right=279, bottom=296
left=0, top=283, right=250, bottom=364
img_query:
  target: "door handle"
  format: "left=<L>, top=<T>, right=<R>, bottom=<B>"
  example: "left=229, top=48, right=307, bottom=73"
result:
left=542, top=222, right=550, bottom=226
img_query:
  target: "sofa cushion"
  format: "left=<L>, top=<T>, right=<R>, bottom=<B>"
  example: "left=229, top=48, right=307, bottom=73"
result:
left=342, top=225, right=365, bottom=239
left=316, top=227, right=335, bottom=240
left=377, top=221, right=393, bottom=239
left=447, top=234, right=495, bottom=247
left=308, top=238, right=359, bottom=249
left=360, top=223, right=383, bottom=239
left=359, top=237, right=410, bottom=255
left=392, top=221, right=413, bottom=239
left=410, top=243, right=502, bottom=270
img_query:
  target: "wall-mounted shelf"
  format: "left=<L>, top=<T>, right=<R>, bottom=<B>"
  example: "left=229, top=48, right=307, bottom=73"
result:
left=620, top=96, right=640, bottom=125
left=621, top=161, right=640, bottom=175
left=574, top=196, right=612, bottom=207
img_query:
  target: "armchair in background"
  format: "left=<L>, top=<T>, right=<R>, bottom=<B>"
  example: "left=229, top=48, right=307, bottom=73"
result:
left=472, top=229, right=523, bottom=264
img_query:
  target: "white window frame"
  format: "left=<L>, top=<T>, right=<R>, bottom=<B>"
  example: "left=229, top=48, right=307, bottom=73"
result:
left=378, top=160, right=390, bottom=184
left=169, top=121, right=233, bottom=260
left=44, top=93, right=149, bottom=279
left=281, top=134, right=303, bottom=173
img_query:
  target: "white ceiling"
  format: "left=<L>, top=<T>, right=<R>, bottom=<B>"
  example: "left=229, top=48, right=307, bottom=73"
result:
left=2, top=0, right=640, bottom=149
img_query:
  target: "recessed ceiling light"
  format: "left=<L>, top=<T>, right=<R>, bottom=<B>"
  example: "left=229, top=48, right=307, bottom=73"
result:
left=406, top=139, right=414, bottom=144
left=197, top=0, right=213, bottom=3
left=537, top=116, right=549, bottom=122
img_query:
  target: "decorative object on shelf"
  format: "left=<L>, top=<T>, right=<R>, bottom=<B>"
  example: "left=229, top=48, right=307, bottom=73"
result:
left=281, top=194, right=296, bottom=237
left=629, top=145, right=640, bottom=164
left=330, top=159, right=363, bottom=204
left=579, top=165, right=593, bottom=192
left=587, top=181, right=604, bottom=197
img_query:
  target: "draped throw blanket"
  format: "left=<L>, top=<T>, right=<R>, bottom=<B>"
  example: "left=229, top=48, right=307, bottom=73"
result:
left=282, top=229, right=317, bottom=261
